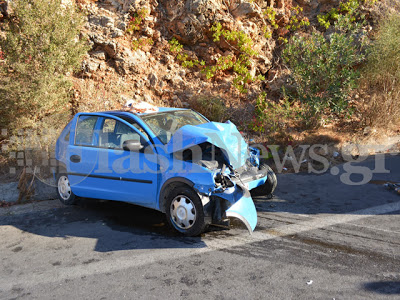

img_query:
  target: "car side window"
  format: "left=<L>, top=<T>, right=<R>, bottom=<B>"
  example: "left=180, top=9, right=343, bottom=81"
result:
left=103, top=118, right=116, bottom=133
left=99, top=118, right=143, bottom=149
left=75, top=116, right=98, bottom=146
left=116, top=115, right=151, bottom=142
left=132, top=123, right=151, bottom=141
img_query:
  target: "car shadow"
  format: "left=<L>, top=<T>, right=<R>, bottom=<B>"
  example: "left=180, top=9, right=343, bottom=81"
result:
left=363, top=281, right=400, bottom=294
left=0, top=197, right=210, bottom=252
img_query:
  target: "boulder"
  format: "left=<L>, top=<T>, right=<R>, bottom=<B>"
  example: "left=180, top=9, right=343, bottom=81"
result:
left=82, top=59, right=100, bottom=73
left=149, top=73, right=158, bottom=87
left=101, top=15, right=115, bottom=28
left=115, top=47, right=148, bottom=74
left=231, top=1, right=262, bottom=19
left=89, top=15, right=102, bottom=26
left=0, top=178, right=57, bottom=203
left=161, top=0, right=222, bottom=45
left=90, top=50, right=107, bottom=60
left=90, top=34, right=118, bottom=58
left=105, top=0, right=151, bottom=13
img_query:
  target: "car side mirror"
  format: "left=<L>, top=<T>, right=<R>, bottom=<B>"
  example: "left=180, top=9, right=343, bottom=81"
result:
left=122, top=139, right=143, bottom=152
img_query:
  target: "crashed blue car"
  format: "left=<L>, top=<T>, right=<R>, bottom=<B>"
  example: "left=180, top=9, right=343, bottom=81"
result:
left=54, top=108, right=277, bottom=236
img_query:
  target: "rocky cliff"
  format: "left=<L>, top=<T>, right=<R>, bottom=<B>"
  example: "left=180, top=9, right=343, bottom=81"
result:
left=0, top=0, right=392, bottom=124
left=71, top=0, right=347, bottom=115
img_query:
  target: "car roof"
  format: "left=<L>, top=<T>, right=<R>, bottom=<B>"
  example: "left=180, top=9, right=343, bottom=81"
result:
left=95, top=107, right=188, bottom=117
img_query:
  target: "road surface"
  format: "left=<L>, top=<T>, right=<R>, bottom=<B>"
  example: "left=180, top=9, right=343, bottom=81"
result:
left=0, top=154, right=399, bottom=299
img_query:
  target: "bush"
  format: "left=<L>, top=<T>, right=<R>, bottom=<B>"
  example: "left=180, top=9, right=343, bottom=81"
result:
left=249, top=91, right=302, bottom=136
left=360, top=13, right=400, bottom=126
left=190, top=95, right=228, bottom=122
left=0, top=0, right=89, bottom=133
left=169, top=24, right=265, bottom=94
left=282, top=16, right=366, bottom=125
left=208, top=23, right=265, bottom=93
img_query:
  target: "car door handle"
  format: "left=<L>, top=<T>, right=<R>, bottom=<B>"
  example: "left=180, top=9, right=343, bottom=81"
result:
left=70, top=155, right=81, bottom=163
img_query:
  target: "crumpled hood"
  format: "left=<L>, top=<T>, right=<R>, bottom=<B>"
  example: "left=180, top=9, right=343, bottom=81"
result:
left=166, top=121, right=249, bottom=169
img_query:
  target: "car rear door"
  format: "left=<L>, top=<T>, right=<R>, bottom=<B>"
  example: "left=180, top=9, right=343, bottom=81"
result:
left=66, top=114, right=102, bottom=197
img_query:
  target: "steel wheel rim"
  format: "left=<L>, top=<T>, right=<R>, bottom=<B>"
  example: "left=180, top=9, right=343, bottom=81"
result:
left=170, top=195, right=196, bottom=230
left=58, top=176, right=71, bottom=201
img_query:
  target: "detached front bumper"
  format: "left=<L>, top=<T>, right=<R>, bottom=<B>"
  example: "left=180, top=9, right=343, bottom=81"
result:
left=209, top=172, right=268, bottom=234
left=225, top=184, right=257, bottom=233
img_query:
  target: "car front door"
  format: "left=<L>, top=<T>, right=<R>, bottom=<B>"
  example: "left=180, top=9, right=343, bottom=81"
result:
left=92, top=116, right=159, bottom=208
left=67, top=114, right=159, bottom=208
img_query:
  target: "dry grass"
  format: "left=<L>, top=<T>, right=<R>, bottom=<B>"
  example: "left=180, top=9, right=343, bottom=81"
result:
left=189, top=94, right=229, bottom=122
left=72, top=76, right=131, bottom=113
left=360, top=12, right=400, bottom=128
left=360, top=86, right=400, bottom=127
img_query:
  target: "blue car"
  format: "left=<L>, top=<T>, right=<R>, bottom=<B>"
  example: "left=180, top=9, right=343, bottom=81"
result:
left=54, top=108, right=277, bottom=236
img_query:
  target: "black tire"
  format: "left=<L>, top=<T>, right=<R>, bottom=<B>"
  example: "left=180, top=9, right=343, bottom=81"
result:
left=56, top=173, right=78, bottom=205
left=165, top=186, right=206, bottom=236
left=251, top=163, right=277, bottom=197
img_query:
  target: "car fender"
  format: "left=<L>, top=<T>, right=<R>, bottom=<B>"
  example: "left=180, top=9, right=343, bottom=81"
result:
left=158, top=177, right=195, bottom=212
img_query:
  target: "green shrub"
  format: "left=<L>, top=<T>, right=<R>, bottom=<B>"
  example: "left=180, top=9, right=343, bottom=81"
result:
left=360, top=13, right=400, bottom=126
left=250, top=91, right=301, bottom=135
left=207, top=23, right=264, bottom=93
left=168, top=38, right=205, bottom=69
left=0, top=0, right=89, bottom=133
left=282, top=15, right=365, bottom=125
left=126, top=8, right=148, bottom=33
left=132, top=37, right=154, bottom=51
left=286, top=5, right=310, bottom=31
left=169, top=25, right=265, bottom=94
left=263, top=7, right=278, bottom=30
left=317, top=0, right=378, bottom=30
left=363, top=13, right=400, bottom=84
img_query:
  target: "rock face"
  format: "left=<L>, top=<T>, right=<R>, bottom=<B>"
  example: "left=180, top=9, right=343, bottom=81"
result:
left=0, top=1, right=9, bottom=18
left=72, top=0, right=380, bottom=110
left=105, top=0, right=147, bottom=13
left=231, top=1, right=262, bottom=19
left=115, top=47, right=149, bottom=75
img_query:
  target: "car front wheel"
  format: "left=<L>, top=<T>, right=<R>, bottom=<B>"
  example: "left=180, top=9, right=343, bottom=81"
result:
left=251, top=163, right=277, bottom=197
left=165, top=186, right=205, bottom=236
left=56, top=174, right=77, bottom=205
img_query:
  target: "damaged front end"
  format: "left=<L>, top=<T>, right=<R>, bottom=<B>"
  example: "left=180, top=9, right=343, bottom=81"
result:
left=167, top=121, right=270, bottom=234
left=203, top=158, right=268, bottom=234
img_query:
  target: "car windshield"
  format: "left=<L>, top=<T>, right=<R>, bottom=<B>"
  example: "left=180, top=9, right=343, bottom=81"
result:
left=141, top=110, right=208, bottom=144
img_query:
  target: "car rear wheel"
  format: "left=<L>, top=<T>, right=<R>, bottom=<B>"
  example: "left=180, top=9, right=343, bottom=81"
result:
left=166, top=186, right=205, bottom=236
left=251, top=163, right=277, bottom=197
left=56, top=174, right=77, bottom=205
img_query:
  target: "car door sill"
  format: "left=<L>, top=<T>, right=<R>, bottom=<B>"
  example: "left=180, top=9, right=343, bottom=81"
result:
left=68, top=172, right=153, bottom=184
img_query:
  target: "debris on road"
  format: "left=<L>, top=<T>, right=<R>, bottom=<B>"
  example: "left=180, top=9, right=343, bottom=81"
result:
left=0, top=200, right=12, bottom=208
left=307, top=280, right=313, bottom=285
left=384, top=182, right=400, bottom=195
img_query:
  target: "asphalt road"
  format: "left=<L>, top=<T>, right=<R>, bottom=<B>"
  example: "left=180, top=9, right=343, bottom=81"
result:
left=0, top=154, right=399, bottom=299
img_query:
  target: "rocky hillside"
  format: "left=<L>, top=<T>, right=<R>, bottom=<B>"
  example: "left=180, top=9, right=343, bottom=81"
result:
left=0, top=0, right=397, bottom=137
left=1, top=0, right=399, bottom=192
left=70, top=0, right=378, bottom=115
